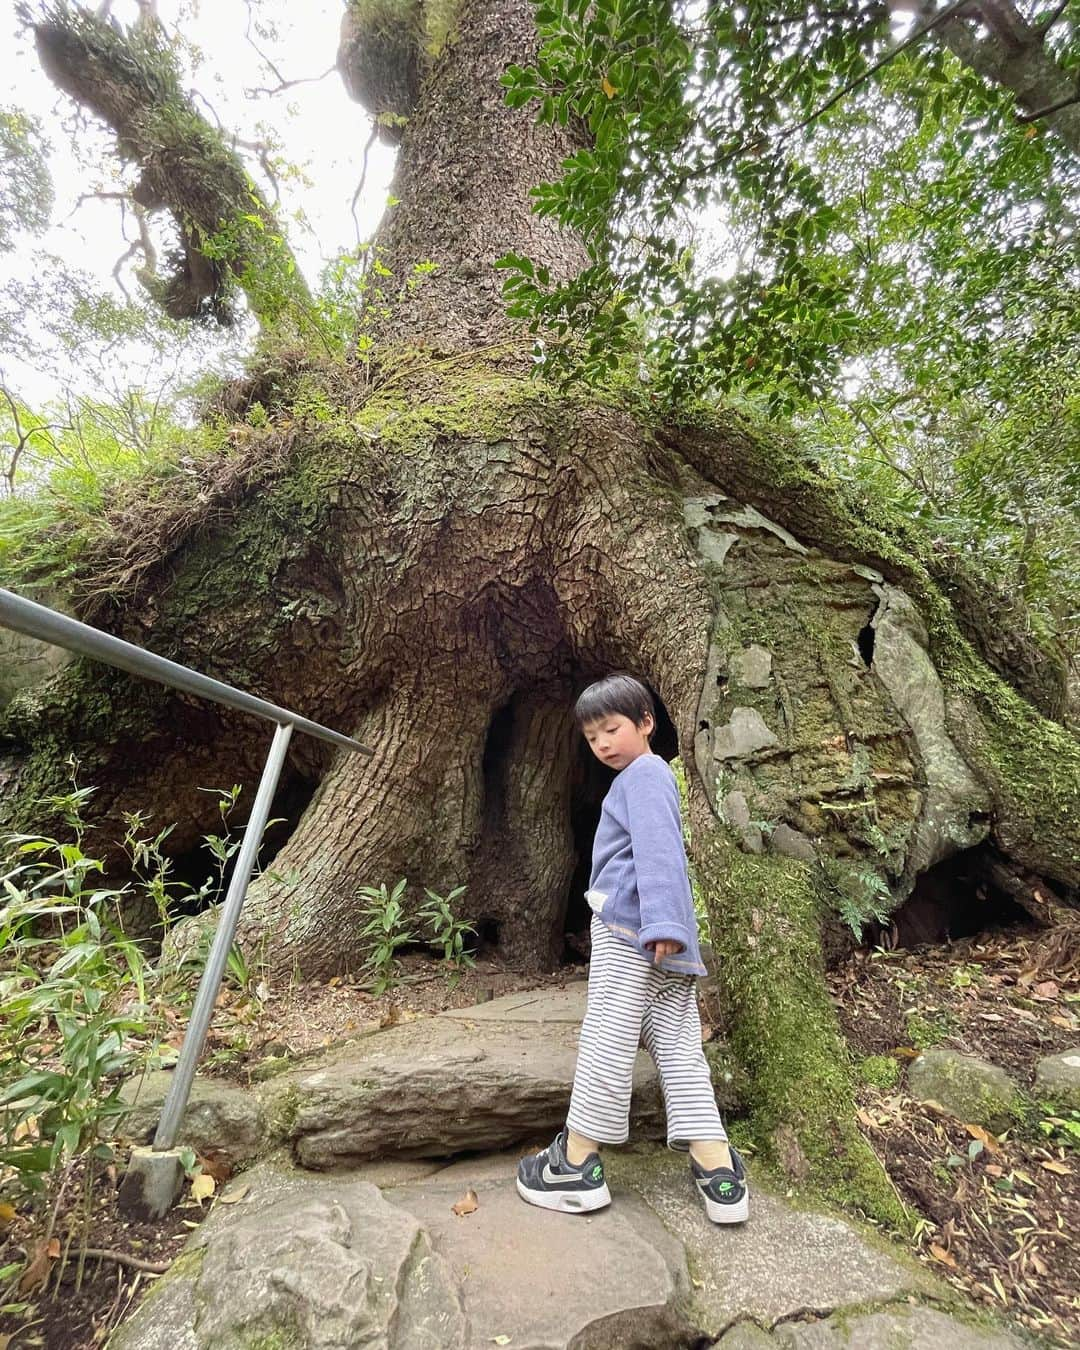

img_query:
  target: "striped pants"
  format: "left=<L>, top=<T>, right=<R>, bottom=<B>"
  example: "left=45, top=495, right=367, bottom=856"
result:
left=566, top=916, right=727, bottom=1147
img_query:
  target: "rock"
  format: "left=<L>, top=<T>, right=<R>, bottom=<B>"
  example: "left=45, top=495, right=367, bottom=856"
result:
left=722, top=789, right=764, bottom=853
left=731, top=644, right=773, bottom=688
left=769, top=824, right=816, bottom=862
left=713, top=707, right=779, bottom=760
left=614, top=1148, right=933, bottom=1334
left=720, top=1326, right=779, bottom=1348
left=699, top=528, right=741, bottom=566
left=773, top=1305, right=1023, bottom=1348
left=906, top=1047, right=1020, bottom=1131
left=106, top=1159, right=467, bottom=1350
left=265, top=985, right=739, bottom=1168
left=711, top=504, right=809, bottom=554
left=116, top=1069, right=267, bottom=1162
left=1035, top=1048, right=1080, bottom=1109
left=871, top=585, right=991, bottom=884
left=386, top=1153, right=697, bottom=1348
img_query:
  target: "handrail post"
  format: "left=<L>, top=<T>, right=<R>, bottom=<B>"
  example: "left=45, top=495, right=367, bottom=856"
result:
left=152, top=720, right=294, bottom=1151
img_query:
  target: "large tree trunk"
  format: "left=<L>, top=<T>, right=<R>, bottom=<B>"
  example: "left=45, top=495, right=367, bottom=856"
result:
left=5, top=0, right=1079, bottom=1223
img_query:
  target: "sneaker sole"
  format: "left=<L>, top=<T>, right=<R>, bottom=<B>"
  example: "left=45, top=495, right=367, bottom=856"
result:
left=700, top=1188, right=749, bottom=1225
left=515, top=1177, right=612, bottom=1213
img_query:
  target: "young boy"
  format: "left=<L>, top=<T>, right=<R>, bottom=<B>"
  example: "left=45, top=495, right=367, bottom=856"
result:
left=516, top=673, right=748, bottom=1224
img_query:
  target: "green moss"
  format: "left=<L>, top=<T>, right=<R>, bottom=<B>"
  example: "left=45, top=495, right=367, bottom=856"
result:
left=266, top=1081, right=303, bottom=1140
left=239, top=1331, right=302, bottom=1350
left=859, top=1055, right=901, bottom=1090
left=347, top=0, right=459, bottom=59
left=905, top=1010, right=953, bottom=1051
left=699, top=835, right=909, bottom=1230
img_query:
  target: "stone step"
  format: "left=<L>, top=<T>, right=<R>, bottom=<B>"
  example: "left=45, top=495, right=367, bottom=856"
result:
left=106, top=1144, right=1024, bottom=1350
left=119, top=983, right=738, bottom=1169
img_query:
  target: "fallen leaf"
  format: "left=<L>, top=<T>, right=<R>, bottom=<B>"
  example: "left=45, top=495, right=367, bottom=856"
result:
left=1048, top=1015, right=1076, bottom=1030
left=1041, top=1160, right=1070, bottom=1175
left=0, top=1201, right=16, bottom=1224
left=891, top=1046, right=920, bottom=1060
left=1033, top=980, right=1059, bottom=1000
left=197, top=1151, right=233, bottom=1183
left=700, top=1024, right=714, bottom=1043
left=984, top=1164, right=1004, bottom=1177
left=452, top=1189, right=479, bottom=1217
left=190, top=1173, right=216, bottom=1204
left=12, top=1115, right=37, bottom=1142
left=963, top=1123, right=1001, bottom=1156
left=856, top=1108, right=877, bottom=1129
left=218, top=1183, right=251, bottom=1204
left=929, top=1243, right=957, bottom=1269
left=17, top=1237, right=59, bottom=1294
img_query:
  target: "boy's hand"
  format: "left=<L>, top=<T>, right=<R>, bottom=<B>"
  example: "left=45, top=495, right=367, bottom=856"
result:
left=645, top=939, right=683, bottom=963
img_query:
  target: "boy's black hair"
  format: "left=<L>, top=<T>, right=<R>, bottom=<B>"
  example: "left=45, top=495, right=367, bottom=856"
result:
left=574, top=673, right=656, bottom=738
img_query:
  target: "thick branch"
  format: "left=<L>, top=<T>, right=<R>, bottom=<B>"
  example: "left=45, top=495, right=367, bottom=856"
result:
left=926, top=0, right=1080, bottom=151
left=33, top=4, right=311, bottom=327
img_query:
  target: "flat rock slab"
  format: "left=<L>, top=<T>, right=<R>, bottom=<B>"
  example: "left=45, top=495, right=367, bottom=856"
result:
left=386, top=1159, right=697, bottom=1349
left=109, top=1145, right=1026, bottom=1350
left=613, top=1148, right=934, bottom=1334
left=267, top=985, right=736, bottom=1168
left=772, top=1305, right=1024, bottom=1348
left=440, top=982, right=589, bottom=1024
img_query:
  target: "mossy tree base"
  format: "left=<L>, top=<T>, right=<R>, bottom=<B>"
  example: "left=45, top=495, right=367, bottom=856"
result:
left=700, top=838, right=909, bottom=1228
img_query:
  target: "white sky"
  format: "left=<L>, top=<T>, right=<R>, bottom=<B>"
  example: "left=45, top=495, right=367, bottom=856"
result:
left=2, top=0, right=397, bottom=406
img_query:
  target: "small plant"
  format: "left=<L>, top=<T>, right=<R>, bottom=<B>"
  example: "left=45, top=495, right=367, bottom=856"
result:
left=419, top=886, right=476, bottom=976
left=356, top=879, right=415, bottom=995
left=1038, top=1109, right=1080, bottom=1152
left=821, top=859, right=893, bottom=938
left=0, top=787, right=162, bottom=1202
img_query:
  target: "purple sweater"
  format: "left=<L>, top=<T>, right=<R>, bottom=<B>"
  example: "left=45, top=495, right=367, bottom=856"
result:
left=586, top=753, right=707, bottom=977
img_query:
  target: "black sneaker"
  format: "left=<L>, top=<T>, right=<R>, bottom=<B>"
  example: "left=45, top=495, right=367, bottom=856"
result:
left=691, top=1146, right=749, bottom=1224
left=516, top=1128, right=612, bottom=1214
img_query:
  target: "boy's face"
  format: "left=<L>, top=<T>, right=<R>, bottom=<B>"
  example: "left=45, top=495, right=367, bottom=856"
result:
left=582, top=711, right=655, bottom=771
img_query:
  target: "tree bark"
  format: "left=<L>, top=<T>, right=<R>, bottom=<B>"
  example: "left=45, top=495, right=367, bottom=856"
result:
left=8, top=0, right=1078, bottom=1222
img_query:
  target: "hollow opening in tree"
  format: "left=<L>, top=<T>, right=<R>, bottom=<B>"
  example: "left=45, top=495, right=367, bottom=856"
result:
left=886, top=844, right=1038, bottom=949
left=560, top=684, right=680, bottom=964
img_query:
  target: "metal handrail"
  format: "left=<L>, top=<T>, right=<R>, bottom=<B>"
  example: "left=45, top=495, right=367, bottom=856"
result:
left=0, top=587, right=372, bottom=1153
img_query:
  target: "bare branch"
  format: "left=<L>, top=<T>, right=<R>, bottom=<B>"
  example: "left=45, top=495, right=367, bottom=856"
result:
left=62, top=189, right=128, bottom=224
left=0, top=382, right=69, bottom=496
left=245, top=65, right=336, bottom=99
left=1015, top=89, right=1080, bottom=121
left=1034, top=0, right=1071, bottom=35
left=352, top=122, right=380, bottom=246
